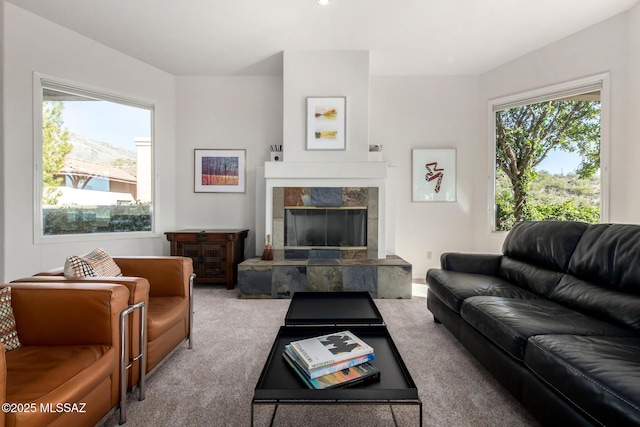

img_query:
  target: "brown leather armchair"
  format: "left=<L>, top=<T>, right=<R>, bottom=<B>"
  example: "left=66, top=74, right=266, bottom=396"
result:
left=1, top=283, right=129, bottom=427
left=112, top=256, right=194, bottom=373
left=14, top=256, right=194, bottom=383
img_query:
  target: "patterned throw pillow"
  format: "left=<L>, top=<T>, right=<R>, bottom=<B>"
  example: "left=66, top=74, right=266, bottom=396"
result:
left=64, top=248, right=122, bottom=278
left=0, top=287, right=21, bottom=352
left=64, top=255, right=97, bottom=278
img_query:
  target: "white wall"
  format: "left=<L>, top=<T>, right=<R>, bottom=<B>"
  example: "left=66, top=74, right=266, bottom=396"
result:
left=370, top=76, right=480, bottom=279
left=628, top=5, right=640, bottom=213
left=283, top=50, right=370, bottom=162
left=175, top=76, right=283, bottom=257
left=476, top=11, right=634, bottom=253
left=0, top=1, right=5, bottom=281
left=2, top=3, right=177, bottom=281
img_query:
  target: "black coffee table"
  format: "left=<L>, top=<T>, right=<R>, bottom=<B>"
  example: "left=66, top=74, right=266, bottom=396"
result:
left=284, top=291, right=384, bottom=326
left=252, top=292, right=422, bottom=426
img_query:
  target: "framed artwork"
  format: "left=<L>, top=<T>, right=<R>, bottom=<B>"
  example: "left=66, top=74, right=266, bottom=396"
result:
left=194, top=149, right=246, bottom=193
left=306, top=96, right=346, bottom=150
left=412, top=149, right=456, bottom=202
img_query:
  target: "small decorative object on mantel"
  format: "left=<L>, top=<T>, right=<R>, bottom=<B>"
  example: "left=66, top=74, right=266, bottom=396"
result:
left=306, top=96, right=346, bottom=151
left=261, top=234, right=274, bottom=260
left=368, top=144, right=383, bottom=161
left=270, top=145, right=283, bottom=162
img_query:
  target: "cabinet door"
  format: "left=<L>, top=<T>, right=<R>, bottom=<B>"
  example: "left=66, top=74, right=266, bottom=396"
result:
left=177, top=242, right=201, bottom=274
left=202, top=243, right=227, bottom=278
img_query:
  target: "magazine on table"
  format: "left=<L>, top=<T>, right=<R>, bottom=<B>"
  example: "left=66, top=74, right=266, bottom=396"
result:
left=290, top=330, right=374, bottom=369
left=283, top=350, right=380, bottom=389
left=284, top=344, right=375, bottom=379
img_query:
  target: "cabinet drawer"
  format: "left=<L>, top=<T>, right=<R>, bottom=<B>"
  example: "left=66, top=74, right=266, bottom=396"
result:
left=166, top=232, right=224, bottom=243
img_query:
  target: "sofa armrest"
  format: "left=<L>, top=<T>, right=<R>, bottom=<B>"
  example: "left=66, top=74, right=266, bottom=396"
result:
left=13, top=275, right=150, bottom=307
left=113, top=256, right=193, bottom=298
left=9, top=283, right=129, bottom=347
left=440, top=252, right=503, bottom=275
left=31, top=267, right=64, bottom=276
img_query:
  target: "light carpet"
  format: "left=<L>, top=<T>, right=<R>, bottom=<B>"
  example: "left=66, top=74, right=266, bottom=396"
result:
left=98, top=286, right=539, bottom=426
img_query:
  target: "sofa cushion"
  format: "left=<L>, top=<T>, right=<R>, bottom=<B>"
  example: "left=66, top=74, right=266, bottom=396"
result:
left=427, top=269, right=542, bottom=314
left=526, top=335, right=640, bottom=426
left=147, top=296, right=189, bottom=341
left=6, top=344, right=112, bottom=402
left=64, top=248, right=122, bottom=278
left=498, top=257, right=563, bottom=298
left=0, top=287, right=21, bottom=351
left=502, top=220, right=588, bottom=272
left=568, top=223, right=640, bottom=294
left=551, top=274, right=640, bottom=331
left=460, top=296, right=634, bottom=361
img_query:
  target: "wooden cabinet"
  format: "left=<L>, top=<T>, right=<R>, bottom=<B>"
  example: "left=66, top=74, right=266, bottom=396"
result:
left=165, top=229, right=249, bottom=289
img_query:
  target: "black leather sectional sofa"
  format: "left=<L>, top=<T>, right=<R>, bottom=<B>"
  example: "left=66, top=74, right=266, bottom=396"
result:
left=426, top=221, right=640, bottom=426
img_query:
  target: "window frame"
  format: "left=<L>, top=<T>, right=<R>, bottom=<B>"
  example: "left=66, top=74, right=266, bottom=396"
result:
left=486, top=73, right=610, bottom=233
left=33, top=74, right=157, bottom=243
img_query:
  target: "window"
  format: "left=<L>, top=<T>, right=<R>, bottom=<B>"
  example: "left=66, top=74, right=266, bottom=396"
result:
left=37, top=78, right=154, bottom=237
left=490, top=76, right=608, bottom=231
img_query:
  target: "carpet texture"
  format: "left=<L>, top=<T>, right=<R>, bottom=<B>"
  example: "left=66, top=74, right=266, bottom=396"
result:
left=98, top=287, right=539, bottom=426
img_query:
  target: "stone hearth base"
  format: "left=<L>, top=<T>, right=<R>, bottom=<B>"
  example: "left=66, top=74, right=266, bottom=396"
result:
left=237, top=255, right=412, bottom=299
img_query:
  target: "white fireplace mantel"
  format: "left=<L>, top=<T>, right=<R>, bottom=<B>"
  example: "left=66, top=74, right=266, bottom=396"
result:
left=263, top=161, right=389, bottom=259
left=264, top=161, right=388, bottom=180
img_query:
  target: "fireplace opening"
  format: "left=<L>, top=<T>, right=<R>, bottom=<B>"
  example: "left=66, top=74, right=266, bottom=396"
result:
left=285, top=207, right=367, bottom=248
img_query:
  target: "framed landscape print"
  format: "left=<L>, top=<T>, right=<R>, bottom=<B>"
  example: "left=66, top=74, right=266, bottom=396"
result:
left=306, top=96, right=346, bottom=150
left=412, top=149, right=456, bottom=202
left=194, top=149, right=246, bottom=193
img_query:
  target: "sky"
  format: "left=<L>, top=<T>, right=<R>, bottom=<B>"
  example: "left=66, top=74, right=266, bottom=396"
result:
left=536, top=148, right=582, bottom=175
left=61, top=100, right=151, bottom=151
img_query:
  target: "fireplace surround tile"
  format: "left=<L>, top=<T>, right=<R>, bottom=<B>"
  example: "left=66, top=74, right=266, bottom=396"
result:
left=378, top=265, right=412, bottom=299
left=272, top=218, right=284, bottom=250
left=284, top=249, right=308, bottom=260
left=273, top=187, right=284, bottom=218
left=284, top=187, right=306, bottom=206
left=343, top=187, right=368, bottom=207
left=368, top=187, right=378, bottom=218
left=271, top=265, right=307, bottom=298
left=307, top=265, right=343, bottom=292
left=340, top=250, right=367, bottom=260
left=367, top=219, right=378, bottom=249
left=310, top=187, right=342, bottom=206
left=236, top=264, right=272, bottom=298
left=309, top=249, right=341, bottom=260
left=343, top=265, right=378, bottom=296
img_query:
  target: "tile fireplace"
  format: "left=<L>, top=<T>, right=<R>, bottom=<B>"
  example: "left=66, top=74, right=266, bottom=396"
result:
left=236, top=161, right=412, bottom=299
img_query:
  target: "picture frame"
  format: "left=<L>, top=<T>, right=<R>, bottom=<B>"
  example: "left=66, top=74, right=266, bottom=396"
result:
left=412, top=149, right=456, bottom=202
left=194, top=149, right=246, bottom=193
left=306, top=96, right=346, bottom=150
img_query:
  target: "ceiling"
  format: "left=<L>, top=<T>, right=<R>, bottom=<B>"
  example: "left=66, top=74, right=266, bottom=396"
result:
left=6, top=0, right=640, bottom=76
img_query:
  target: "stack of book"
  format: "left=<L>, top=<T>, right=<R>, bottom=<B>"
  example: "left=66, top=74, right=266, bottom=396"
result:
left=283, top=330, right=380, bottom=389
